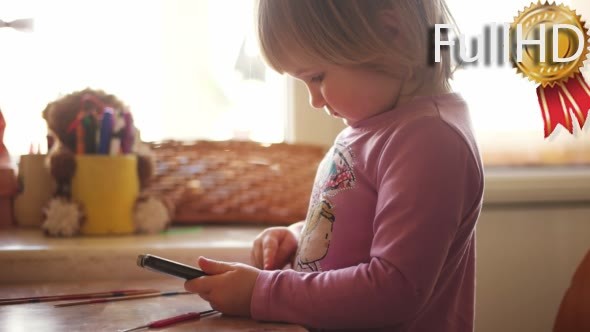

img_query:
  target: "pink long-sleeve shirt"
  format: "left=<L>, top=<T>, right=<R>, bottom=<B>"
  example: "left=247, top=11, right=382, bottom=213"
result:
left=251, top=93, right=484, bottom=331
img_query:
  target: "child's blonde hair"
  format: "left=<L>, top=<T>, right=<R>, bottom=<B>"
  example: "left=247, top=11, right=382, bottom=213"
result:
left=257, top=0, right=456, bottom=91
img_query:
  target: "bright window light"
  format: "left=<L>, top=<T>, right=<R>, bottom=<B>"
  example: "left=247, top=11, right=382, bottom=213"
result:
left=0, top=0, right=286, bottom=159
left=447, top=0, right=590, bottom=165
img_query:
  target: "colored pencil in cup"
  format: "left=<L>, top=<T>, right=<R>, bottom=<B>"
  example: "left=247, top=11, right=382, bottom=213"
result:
left=98, top=107, right=114, bottom=154
left=0, top=289, right=159, bottom=305
left=54, top=291, right=191, bottom=307
left=121, top=111, right=134, bottom=154
left=83, top=114, right=97, bottom=154
left=75, top=112, right=86, bottom=155
left=110, top=110, right=126, bottom=155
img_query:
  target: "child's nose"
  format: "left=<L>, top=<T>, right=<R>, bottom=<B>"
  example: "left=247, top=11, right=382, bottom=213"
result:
left=308, top=89, right=326, bottom=109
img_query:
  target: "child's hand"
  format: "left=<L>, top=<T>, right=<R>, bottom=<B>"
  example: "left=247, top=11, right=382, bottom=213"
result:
left=251, top=226, right=299, bottom=270
left=184, top=256, right=259, bottom=317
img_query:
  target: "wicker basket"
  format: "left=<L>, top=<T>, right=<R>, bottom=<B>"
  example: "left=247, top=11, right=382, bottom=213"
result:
left=145, top=140, right=326, bottom=225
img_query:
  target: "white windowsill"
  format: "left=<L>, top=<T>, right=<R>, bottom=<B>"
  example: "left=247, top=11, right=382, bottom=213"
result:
left=0, top=225, right=266, bottom=283
left=484, top=167, right=590, bottom=204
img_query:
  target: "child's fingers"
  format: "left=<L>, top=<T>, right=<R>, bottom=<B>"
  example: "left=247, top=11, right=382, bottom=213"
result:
left=198, top=256, right=234, bottom=275
left=250, top=245, right=259, bottom=268
left=262, top=235, right=279, bottom=269
left=185, top=257, right=234, bottom=296
left=251, top=238, right=264, bottom=268
left=184, top=277, right=210, bottom=295
left=198, top=292, right=212, bottom=303
left=273, top=238, right=297, bottom=269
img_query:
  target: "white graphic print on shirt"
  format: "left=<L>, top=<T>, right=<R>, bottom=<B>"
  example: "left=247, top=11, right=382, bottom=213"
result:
left=295, top=143, right=355, bottom=272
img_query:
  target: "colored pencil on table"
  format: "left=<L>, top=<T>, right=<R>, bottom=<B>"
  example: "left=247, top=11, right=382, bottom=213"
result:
left=54, top=291, right=191, bottom=307
left=119, top=310, right=218, bottom=332
left=0, top=289, right=159, bottom=305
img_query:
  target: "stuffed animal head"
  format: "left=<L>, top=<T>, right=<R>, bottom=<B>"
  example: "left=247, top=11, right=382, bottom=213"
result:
left=42, top=88, right=128, bottom=154
left=42, top=88, right=153, bottom=188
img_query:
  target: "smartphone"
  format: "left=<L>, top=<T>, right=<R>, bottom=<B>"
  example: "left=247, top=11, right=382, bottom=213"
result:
left=137, top=254, right=207, bottom=280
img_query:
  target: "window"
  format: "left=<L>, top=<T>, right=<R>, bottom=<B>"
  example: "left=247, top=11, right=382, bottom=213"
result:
left=2, top=0, right=588, bottom=167
left=0, top=0, right=286, bottom=160
left=447, top=0, right=590, bottom=166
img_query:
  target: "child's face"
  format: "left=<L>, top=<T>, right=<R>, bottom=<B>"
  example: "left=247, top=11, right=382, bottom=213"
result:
left=285, top=59, right=404, bottom=125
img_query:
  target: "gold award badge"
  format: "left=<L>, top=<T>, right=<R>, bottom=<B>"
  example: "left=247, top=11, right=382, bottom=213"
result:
left=510, top=1, right=590, bottom=137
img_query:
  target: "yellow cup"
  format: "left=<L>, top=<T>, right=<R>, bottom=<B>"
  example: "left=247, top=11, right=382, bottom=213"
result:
left=72, top=155, right=138, bottom=235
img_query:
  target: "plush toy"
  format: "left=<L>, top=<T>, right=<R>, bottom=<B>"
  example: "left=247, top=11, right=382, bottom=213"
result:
left=0, top=108, right=18, bottom=228
left=40, top=88, right=172, bottom=236
left=0, top=109, right=9, bottom=165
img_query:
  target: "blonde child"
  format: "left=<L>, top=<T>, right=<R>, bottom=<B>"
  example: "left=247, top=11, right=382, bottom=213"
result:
left=185, top=1, right=484, bottom=331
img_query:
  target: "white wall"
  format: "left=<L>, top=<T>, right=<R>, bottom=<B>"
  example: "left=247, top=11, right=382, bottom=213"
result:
left=286, top=78, right=345, bottom=146
left=574, top=0, right=590, bottom=28
left=476, top=203, right=590, bottom=332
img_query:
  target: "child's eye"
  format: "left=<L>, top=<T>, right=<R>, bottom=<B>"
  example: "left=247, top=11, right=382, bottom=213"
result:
left=310, top=74, right=324, bottom=83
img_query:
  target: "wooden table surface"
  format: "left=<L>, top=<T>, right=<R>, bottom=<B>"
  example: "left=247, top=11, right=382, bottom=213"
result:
left=0, top=278, right=307, bottom=332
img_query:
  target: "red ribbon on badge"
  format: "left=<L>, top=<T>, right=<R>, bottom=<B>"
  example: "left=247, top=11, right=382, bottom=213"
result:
left=511, top=2, right=590, bottom=138
left=536, top=74, right=590, bottom=138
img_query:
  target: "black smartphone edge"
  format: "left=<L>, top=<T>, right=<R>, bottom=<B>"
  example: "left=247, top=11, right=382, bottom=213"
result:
left=137, top=254, right=207, bottom=280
